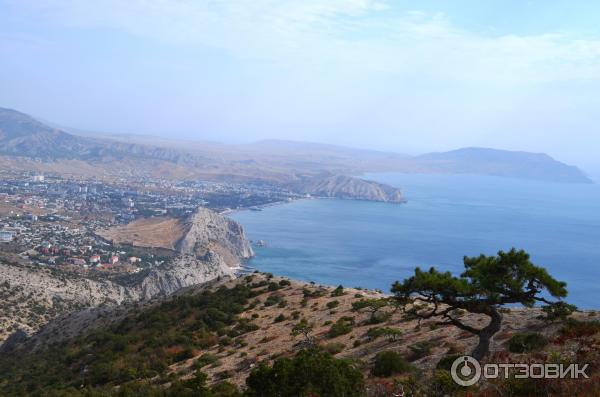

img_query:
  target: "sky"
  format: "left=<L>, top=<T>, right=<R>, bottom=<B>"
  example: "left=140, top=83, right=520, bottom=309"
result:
left=1, top=0, right=600, bottom=172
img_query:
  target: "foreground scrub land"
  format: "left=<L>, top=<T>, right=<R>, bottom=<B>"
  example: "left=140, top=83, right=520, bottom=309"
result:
left=1, top=273, right=598, bottom=397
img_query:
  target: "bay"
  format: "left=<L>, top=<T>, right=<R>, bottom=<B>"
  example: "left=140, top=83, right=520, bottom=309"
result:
left=231, top=173, right=600, bottom=308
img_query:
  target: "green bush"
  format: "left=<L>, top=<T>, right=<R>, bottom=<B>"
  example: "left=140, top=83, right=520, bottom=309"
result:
left=327, top=300, right=340, bottom=309
left=371, top=351, right=411, bottom=377
left=538, top=302, right=577, bottom=323
left=278, top=279, right=291, bottom=287
left=264, top=294, right=283, bottom=307
left=331, top=285, right=345, bottom=297
left=560, top=318, right=600, bottom=339
left=408, top=341, right=433, bottom=360
left=436, top=354, right=461, bottom=371
left=321, top=342, right=346, bottom=355
left=194, top=353, right=219, bottom=369
left=366, top=327, right=402, bottom=342
left=508, top=333, right=548, bottom=353
left=429, top=370, right=462, bottom=397
left=245, top=348, right=364, bottom=397
left=274, top=313, right=287, bottom=323
left=328, top=318, right=353, bottom=338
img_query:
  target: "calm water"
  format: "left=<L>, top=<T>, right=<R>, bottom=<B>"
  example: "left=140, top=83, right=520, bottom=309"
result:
left=231, top=174, right=600, bottom=308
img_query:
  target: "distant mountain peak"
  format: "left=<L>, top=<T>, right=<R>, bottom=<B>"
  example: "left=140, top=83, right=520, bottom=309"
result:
left=416, top=147, right=592, bottom=183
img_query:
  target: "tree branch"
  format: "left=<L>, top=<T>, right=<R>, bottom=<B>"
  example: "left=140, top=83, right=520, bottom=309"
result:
left=439, top=313, right=481, bottom=335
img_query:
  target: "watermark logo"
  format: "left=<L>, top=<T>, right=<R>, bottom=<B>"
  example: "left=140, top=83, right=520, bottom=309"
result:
left=450, top=356, right=589, bottom=386
left=450, top=356, right=481, bottom=386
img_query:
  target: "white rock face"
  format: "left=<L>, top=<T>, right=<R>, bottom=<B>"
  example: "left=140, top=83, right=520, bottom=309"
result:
left=177, top=207, right=254, bottom=264
left=137, top=252, right=234, bottom=300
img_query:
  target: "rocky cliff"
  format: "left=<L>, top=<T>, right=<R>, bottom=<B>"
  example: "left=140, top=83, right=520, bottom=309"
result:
left=177, top=207, right=254, bottom=263
left=137, top=252, right=234, bottom=300
left=290, top=174, right=404, bottom=203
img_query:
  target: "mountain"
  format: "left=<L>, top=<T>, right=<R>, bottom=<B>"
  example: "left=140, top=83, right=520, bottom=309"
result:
left=288, top=174, right=405, bottom=203
left=0, top=108, right=94, bottom=159
left=1, top=273, right=598, bottom=396
left=0, top=107, right=592, bottom=184
left=414, top=147, right=592, bottom=183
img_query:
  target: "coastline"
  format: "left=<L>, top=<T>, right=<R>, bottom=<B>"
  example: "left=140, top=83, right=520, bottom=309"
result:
left=219, top=196, right=313, bottom=216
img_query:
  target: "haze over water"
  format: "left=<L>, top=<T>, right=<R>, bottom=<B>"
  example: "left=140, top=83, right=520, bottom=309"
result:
left=232, top=173, right=600, bottom=308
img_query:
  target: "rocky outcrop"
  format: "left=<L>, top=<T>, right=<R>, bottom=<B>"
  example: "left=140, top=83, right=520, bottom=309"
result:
left=177, top=207, right=254, bottom=265
left=137, top=252, right=234, bottom=299
left=290, top=174, right=404, bottom=203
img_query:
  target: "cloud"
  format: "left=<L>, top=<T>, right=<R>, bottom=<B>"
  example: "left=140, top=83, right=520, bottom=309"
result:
left=7, top=0, right=600, bottom=88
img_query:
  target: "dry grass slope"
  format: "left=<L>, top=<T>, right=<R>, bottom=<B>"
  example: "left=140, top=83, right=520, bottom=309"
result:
left=97, top=217, right=187, bottom=251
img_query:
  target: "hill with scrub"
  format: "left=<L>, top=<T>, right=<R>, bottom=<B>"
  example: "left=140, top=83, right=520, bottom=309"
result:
left=1, top=272, right=599, bottom=397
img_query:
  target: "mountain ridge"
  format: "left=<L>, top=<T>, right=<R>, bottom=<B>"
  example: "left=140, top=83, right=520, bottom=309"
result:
left=0, top=107, right=592, bottom=184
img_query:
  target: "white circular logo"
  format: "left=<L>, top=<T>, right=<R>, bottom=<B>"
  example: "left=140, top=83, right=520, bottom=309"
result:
left=450, top=355, right=481, bottom=386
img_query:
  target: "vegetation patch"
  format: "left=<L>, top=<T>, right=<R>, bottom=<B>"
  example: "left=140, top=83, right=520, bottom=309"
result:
left=508, top=333, right=548, bottom=353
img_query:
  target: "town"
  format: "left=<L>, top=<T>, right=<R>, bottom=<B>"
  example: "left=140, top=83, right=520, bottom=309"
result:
left=0, top=171, right=299, bottom=275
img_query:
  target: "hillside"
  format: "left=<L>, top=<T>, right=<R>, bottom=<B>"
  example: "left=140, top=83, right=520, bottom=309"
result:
left=0, top=207, right=252, bottom=343
left=97, top=217, right=188, bottom=251
left=1, top=273, right=598, bottom=396
left=288, top=174, right=405, bottom=203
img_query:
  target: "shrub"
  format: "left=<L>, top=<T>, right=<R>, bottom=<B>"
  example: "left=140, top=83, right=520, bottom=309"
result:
left=327, top=300, right=340, bottom=309
left=331, top=285, right=345, bottom=297
left=538, top=302, right=577, bottom=323
left=559, top=318, right=600, bottom=339
left=264, top=294, right=283, bottom=307
left=246, top=348, right=364, bottom=397
left=321, top=342, right=346, bottom=355
left=408, top=341, right=433, bottom=360
left=508, top=333, right=548, bottom=353
left=430, top=370, right=462, bottom=396
left=211, top=381, right=243, bottom=397
left=194, top=353, right=219, bottom=369
left=328, top=318, right=353, bottom=338
left=436, top=354, right=461, bottom=371
left=278, top=279, right=291, bottom=287
left=274, top=313, right=287, bottom=323
left=371, top=351, right=411, bottom=377
left=367, top=327, right=385, bottom=340
left=172, top=347, right=195, bottom=362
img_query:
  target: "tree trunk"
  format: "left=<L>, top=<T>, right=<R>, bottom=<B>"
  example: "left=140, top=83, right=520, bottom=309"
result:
left=471, top=308, right=503, bottom=361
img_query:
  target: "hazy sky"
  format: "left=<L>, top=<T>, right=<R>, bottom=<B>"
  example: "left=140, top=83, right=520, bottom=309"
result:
left=1, top=1, right=600, bottom=171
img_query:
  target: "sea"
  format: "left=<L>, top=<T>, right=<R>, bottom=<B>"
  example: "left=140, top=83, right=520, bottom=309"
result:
left=231, top=173, right=600, bottom=308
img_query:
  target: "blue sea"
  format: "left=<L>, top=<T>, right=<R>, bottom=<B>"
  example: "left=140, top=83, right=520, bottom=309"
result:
left=231, top=174, right=600, bottom=308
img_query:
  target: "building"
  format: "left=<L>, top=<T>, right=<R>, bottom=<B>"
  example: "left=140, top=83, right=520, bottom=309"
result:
left=26, top=213, right=38, bottom=222
left=109, top=255, right=119, bottom=264
left=0, top=230, right=15, bottom=242
left=90, top=255, right=101, bottom=263
left=72, top=258, right=86, bottom=266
